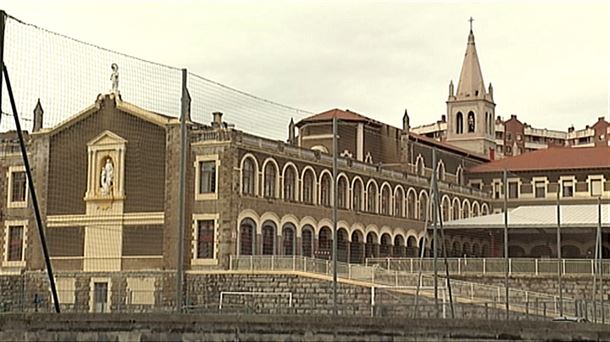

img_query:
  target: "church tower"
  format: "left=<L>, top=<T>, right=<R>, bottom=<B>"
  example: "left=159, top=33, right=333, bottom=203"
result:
left=446, top=19, right=496, bottom=158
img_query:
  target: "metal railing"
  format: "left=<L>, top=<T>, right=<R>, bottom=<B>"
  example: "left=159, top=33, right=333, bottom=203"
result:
left=366, top=257, right=610, bottom=276
left=229, top=255, right=610, bottom=322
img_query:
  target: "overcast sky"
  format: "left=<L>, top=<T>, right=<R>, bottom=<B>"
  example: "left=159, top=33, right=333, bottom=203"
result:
left=1, top=0, right=608, bottom=132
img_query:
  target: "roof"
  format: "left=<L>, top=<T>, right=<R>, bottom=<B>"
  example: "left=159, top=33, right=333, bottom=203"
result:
left=444, top=204, right=610, bottom=229
left=456, top=30, right=487, bottom=99
left=296, top=108, right=381, bottom=127
left=409, top=132, right=490, bottom=162
left=468, top=146, right=610, bottom=173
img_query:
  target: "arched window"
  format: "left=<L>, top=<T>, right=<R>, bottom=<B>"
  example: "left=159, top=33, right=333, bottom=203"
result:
left=320, top=173, right=332, bottom=207
left=283, top=166, right=297, bottom=201
left=337, top=177, right=348, bottom=209
left=419, top=193, right=428, bottom=221
left=318, top=227, right=332, bottom=258
left=416, top=156, right=425, bottom=176
left=239, top=218, right=256, bottom=255
left=394, top=188, right=404, bottom=217
left=393, top=235, right=405, bottom=257
left=485, top=112, right=489, bottom=134
left=380, top=185, right=390, bottom=215
left=302, top=225, right=314, bottom=257
left=264, top=163, right=277, bottom=198
left=365, top=232, right=378, bottom=258
left=467, top=111, right=475, bottom=133
left=406, top=236, right=418, bottom=257
left=242, top=158, right=256, bottom=195
left=350, top=231, right=364, bottom=263
left=337, top=228, right=349, bottom=262
left=442, top=197, right=450, bottom=222
left=472, top=202, right=480, bottom=217
left=456, top=112, right=463, bottom=134
left=353, top=180, right=363, bottom=211
left=452, top=199, right=460, bottom=220
left=302, top=170, right=315, bottom=204
left=407, top=190, right=417, bottom=219
left=462, top=202, right=470, bottom=219
left=367, top=182, right=378, bottom=213
left=456, top=166, right=464, bottom=186
left=437, top=161, right=445, bottom=181
left=380, top=233, right=392, bottom=257
left=282, top=223, right=296, bottom=255
left=262, top=221, right=276, bottom=255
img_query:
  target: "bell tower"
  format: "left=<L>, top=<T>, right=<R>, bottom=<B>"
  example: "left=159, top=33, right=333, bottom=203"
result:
left=446, top=18, right=496, bottom=158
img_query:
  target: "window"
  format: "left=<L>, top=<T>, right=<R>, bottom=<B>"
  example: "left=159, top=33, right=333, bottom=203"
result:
left=394, top=190, right=403, bottom=217
left=590, top=178, right=603, bottom=197
left=198, top=161, right=216, bottom=194
left=492, top=180, right=502, bottom=199
left=320, top=174, right=331, bottom=207
left=7, top=167, right=27, bottom=208
left=508, top=181, right=519, bottom=199
left=506, top=133, right=512, bottom=141
left=337, top=177, right=347, bottom=209
left=353, top=180, right=363, bottom=211
left=263, top=163, right=277, bottom=198
left=562, top=179, right=574, bottom=197
left=283, top=167, right=296, bottom=201
left=415, top=156, right=425, bottom=176
left=380, top=186, right=390, bottom=215
left=456, top=112, right=463, bottom=134
left=242, top=158, right=255, bottom=195
left=367, top=183, right=377, bottom=213
left=534, top=180, right=546, bottom=198
left=196, top=220, right=215, bottom=259
left=303, top=171, right=314, bottom=204
left=7, top=225, right=24, bottom=262
left=467, top=111, right=475, bottom=133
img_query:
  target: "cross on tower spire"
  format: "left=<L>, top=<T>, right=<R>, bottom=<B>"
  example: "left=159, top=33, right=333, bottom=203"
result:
left=469, top=17, right=474, bottom=32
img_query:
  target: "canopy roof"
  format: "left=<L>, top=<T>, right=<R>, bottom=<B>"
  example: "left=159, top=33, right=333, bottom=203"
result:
left=443, top=204, right=610, bottom=229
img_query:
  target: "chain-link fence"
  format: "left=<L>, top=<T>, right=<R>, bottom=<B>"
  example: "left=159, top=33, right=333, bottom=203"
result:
left=0, top=10, right=608, bottom=324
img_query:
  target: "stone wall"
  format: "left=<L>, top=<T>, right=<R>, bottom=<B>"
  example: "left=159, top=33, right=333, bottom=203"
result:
left=1, top=313, right=610, bottom=341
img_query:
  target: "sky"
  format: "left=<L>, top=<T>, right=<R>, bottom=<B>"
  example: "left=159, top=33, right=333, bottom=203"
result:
left=1, top=0, right=608, bottom=133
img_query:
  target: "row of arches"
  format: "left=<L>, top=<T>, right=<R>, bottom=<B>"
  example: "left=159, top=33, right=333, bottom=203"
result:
left=240, top=154, right=488, bottom=220
left=236, top=211, right=493, bottom=262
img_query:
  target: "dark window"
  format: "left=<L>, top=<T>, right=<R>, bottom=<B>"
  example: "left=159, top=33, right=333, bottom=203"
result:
left=381, top=187, right=390, bottom=215
left=320, top=174, right=331, bottom=207
left=367, top=184, right=377, bottom=213
left=262, top=223, right=276, bottom=255
left=303, top=171, right=314, bottom=204
left=562, top=181, right=574, bottom=197
left=337, top=178, right=347, bottom=209
left=283, top=167, right=296, bottom=201
left=242, top=158, right=255, bottom=195
left=197, top=220, right=215, bottom=259
left=240, top=219, right=255, bottom=255
left=11, top=171, right=26, bottom=203
left=394, top=191, right=403, bottom=217
left=264, top=163, right=277, bottom=198
left=282, top=225, right=295, bottom=255
left=353, top=181, right=362, bottom=211
left=508, top=182, right=519, bottom=199
left=535, top=181, right=546, bottom=198
left=456, top=112, right=463, bottom=134
left=302, top=227, right=313, bottom=257
left=199, top=161, right=216, bottom=194
left=467, top=111, right=475, bottom=133
left=7, top=225, right=24, bottom=261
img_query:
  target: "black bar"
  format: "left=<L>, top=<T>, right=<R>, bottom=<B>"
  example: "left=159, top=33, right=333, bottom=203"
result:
left=3, top=65, right=60, bottom=313
left=0, top=11, right=7, bottom=126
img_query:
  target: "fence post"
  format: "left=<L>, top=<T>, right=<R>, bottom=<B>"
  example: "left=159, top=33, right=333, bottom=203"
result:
left=348, top=264, right=352, bottom=279
left=483, top=258, right=486, bottom=274
left=292, top=255, right=296, bottom=271
left=250, top=255, right=253, bottom=272
left=592, top=259, right=595, bottom=276
left=410, top=258, right=413, bottom=273
left=387, top=258, right=390, bottom=271
left=535, top=259, right=539, bottom=275
left=229, top=255, right=233, bottom=270
left=458, top=258, right=461, bottom=275
left=271, top=255, right=275, bottom=271
left=562, top=258, right=566, bottom=275
left=509, top=258, right=512, bottom=276
left=370, top=287, right=375, bottom=317
left=395, top=270, right=398, bottom=287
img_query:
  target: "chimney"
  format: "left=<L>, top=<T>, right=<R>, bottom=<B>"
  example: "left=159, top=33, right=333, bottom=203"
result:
left=599, top=116, right=606, bottom=121
left=212, top=112, right=223, bottom=128
left=510, top=114, right=517, bottom=120
left=441, top=114, right=446, bottom=123
left=568, top=125, right=575, bottom=133
left=33, top=99, right=44, bottom=132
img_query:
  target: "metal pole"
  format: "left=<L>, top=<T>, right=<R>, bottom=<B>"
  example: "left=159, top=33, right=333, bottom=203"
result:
left=434, top=153, right=454, bottom=318
left=176, top=68, right=188, bottom=312
left=332, top=116, right=338, bottom=316
left=3, top=66, right=60, bottom=313
left=503, top=169, right=509, bottom=319
left=597, top=197, right=603, bottom=322
left=0, top=11, right=6, bottom=127
left=556, top=187, right=563, bottom=316
left=432, top=149, right=439, bottom=317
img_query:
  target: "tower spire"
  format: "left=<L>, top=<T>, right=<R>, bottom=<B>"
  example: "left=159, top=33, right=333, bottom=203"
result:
left=455, top=19, right=486, bottom=99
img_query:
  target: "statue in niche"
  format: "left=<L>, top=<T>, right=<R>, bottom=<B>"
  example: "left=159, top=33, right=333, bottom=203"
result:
left=110, top=63, right=119, bottom=93
left=100, top=157, right=114, bottom=196
left=467, top=113, right=475, bottom=133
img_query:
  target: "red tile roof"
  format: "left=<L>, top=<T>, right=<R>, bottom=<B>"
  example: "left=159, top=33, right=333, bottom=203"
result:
left=468, top=146, right=610, bottom=173
left=296, top=108, right=381, bottom=126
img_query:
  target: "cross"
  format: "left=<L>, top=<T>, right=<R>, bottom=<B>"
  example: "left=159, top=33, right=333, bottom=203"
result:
left=469, top=17, right=474, bottom=31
